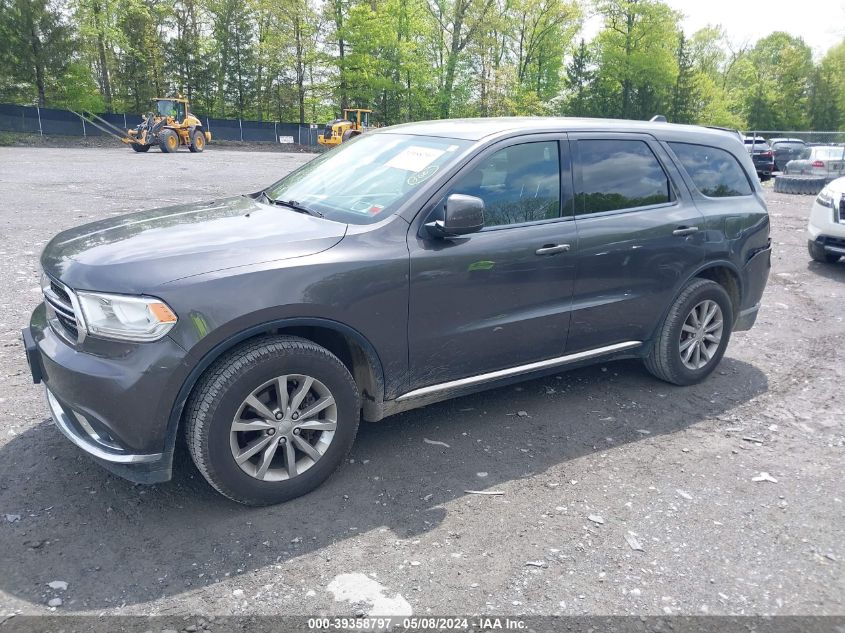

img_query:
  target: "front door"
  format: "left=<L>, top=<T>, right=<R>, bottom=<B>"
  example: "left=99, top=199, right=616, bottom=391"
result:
left=407, top=136, right=578, bottom=389
left=566, top=133, right=705, bottom=354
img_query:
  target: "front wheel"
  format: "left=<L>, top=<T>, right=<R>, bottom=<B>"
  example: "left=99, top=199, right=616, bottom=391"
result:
left=131, top=143, right=150, bottom=153
left=644, top=278, right=733, bottom=386
left=185, top=336, right=360, bottom=505
left=808, top=240, right=840, bottom=264
left=159, top=129, right=179, bottom=153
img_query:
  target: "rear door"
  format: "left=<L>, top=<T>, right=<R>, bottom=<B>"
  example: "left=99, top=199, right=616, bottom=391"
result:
left=406, top=135, right=578, bottom=388
left=565, top=133, right=705, bottom=354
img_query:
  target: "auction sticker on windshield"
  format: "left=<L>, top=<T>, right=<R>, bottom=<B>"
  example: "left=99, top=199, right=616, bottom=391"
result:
left=385, top=146, right=446, bottom=172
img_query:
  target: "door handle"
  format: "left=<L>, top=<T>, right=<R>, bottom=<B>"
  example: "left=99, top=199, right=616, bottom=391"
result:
left=535, top=243, right=571, bottom=255
left=672, top=226, right=699, bottom=236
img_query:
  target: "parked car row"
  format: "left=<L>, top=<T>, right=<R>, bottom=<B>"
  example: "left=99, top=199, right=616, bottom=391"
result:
left=741, top=136, right=845, bottom=181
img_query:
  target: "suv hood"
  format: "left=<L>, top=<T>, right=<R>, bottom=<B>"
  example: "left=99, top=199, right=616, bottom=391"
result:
left=41, top=195, right=347, bottom=293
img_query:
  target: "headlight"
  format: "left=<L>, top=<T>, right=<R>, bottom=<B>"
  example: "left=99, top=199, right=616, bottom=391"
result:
left=76, top=291, right=177, bottom=342
left=816, top=189, right=833, bottom=208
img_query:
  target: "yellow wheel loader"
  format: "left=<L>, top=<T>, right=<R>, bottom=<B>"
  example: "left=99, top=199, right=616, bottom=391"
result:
left=127, top=97, right=211, bottom=153
left=318, top=108, right=372, bottom=147
left=74, top=97, right=211, bottom=153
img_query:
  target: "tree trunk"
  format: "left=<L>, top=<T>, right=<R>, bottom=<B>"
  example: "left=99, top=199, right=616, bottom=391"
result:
left=92, top=0, right=113, bottom=112
left=26, top=18, right=46, bottom=107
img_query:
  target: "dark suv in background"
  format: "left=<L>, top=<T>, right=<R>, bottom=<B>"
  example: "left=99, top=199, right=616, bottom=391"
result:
left=769, top=137, right=807, bottom=172
left=743, top=136, right=776, bottom=179
left=23, top=118, right=772, bottom=505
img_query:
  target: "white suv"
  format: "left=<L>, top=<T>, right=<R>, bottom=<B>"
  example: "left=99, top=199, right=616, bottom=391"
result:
left=808, top=176, right=845, bottom=263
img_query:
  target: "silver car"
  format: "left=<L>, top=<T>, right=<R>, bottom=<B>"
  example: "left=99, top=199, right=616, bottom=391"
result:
left=785, top=145, right=845, bottom=179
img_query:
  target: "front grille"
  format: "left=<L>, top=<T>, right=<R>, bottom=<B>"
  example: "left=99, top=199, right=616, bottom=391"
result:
left=43, top=276, right=81, bottom=342
left=839, top=197, right=845, bottom=224
left=824, top=235, right=845, bottom=249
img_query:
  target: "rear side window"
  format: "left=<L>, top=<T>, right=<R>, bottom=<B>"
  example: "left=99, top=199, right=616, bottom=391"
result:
left=576, top=139, right=673, bottom=214
left=669, top=142, right=752, bottom=198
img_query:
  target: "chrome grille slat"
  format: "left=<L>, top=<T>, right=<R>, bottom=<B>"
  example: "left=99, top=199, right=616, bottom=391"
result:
left=45, top=296, right=76, bottom=320
left=42, top=275, right=82, bottom=342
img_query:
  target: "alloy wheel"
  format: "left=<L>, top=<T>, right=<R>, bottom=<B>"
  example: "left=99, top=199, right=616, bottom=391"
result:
left=679, top=299, right=723, bottom=371
left=229, top=374, right=337, bottom=481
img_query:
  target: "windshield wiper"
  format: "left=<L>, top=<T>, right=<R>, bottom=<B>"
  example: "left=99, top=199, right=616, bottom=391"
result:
left=260, top=191, right=323, bottom=217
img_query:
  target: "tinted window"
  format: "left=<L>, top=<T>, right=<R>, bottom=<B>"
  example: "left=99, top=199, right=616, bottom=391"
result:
left=669, top=142, right=752, bottom=198
left=576, top=140, right=672, bottom=214
left=772, top=141, right=805, bottom=151
left=450, top=141, right=561, bottom=227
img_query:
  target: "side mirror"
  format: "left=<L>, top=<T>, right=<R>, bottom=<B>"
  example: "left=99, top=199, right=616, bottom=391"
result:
left=426, top=194, right=485, bottom=237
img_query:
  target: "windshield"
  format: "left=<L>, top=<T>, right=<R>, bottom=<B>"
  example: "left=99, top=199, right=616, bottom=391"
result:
left=156, top=100, right=177, bottom=117
left=264, top=133, right=472, bottom=224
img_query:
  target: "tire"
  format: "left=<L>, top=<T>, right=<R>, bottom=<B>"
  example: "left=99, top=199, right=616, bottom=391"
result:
left=159, top=129, right=179, bottom=153
left=185, top=336, right=360, bottom=506
left=773, top=175, right=826, bottom=195
left=644, top=278, right=734, bottom=386
left=341, top=129, right=359, bottom=142
left=189, top=130, right=205, bottom=153
left=131, top=143, right=150, bottom=153
left=808, top=240, right=841, bottom=264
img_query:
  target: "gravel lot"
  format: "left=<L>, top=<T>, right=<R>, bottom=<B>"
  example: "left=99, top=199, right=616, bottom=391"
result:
left=0, top=148, right=843, bottom=618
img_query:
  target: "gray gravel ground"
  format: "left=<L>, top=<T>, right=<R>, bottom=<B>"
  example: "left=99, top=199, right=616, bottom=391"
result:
left=0, top=148, right=843, bottom=618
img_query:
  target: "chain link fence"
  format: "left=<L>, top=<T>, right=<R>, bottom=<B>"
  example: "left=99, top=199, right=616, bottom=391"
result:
left=0, top=103, right=321, bottom=146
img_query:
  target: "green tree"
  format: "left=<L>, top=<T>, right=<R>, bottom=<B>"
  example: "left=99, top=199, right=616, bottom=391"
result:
left=593, top=0, right=680, bottom=119
left=0, top=0, right=76, bottom=107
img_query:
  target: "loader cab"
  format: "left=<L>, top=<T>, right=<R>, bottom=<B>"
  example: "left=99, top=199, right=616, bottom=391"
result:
left=154, top=99, right=187, bottom=123
left=343, top=108, right=371, bottom=130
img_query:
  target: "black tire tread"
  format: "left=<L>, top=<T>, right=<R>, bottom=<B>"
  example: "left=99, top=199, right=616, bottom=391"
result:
left=774, top=175, right=826, bottom=195
left=644, top=278, right=731, bottom=385
left=184, top=335, right=359, bottom=505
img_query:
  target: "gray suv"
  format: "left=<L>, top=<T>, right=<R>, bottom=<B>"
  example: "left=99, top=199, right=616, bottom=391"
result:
left=22, top=118, right=772, bottom=505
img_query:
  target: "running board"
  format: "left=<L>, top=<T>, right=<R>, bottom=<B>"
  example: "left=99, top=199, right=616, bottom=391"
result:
left=396, top=341, right=642, bottom=402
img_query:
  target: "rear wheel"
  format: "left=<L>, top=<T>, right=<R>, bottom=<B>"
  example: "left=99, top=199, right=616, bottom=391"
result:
left=131, top=143, right=150, bottom=153
left=341, top=129, right=360, bottom=142
left=185, top=336, right=360, bottom=506
left=644, top=278, right=733, bottom=386
left=808, top=240, right=841, bottom=264
left=189, top=130, right=205, bottom=153
left=159, top=129, right=179, bottom=153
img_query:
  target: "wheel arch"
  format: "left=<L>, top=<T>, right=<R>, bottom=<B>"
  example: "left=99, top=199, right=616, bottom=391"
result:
left=164, top=317, right=386, bottom=457
left=645, top=260, right=743, bottom=353
left=692, top=262, right=742, bottom=318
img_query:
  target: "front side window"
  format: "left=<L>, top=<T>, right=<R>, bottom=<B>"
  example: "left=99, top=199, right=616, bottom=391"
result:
left=668, top=142, right=752, bottom=198
left=449, top=141, right=561, bottom=227
left=576, top=139, right=673, bottom=214
left=264, top=133, right=471, bottom=225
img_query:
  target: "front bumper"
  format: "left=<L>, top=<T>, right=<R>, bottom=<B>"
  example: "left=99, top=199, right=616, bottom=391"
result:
left=24, top=303, right=186, bottom=483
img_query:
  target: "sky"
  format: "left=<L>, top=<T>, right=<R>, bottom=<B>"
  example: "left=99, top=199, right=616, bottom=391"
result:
left=581, top=0, right=845, bottom=57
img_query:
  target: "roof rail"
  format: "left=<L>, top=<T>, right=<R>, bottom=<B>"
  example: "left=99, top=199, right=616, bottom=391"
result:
left=704, top=125, right=743, bottom=141
left=650, top=115, right=667, bottom=123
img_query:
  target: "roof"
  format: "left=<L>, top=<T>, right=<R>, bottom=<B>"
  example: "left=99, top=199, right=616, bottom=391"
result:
left=378, top=116, right=743, bottom=146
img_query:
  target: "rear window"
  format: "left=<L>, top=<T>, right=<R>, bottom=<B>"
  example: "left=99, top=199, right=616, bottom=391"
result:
left=669, top=142, right=752, bottom=198
left=744, top=139, right=769, bottom=148
left=811, top=147, right=845, bottom=160
left=772, top=141, right=805, bottom=150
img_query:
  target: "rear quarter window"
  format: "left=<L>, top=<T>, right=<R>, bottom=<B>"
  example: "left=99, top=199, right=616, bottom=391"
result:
left=668, top=142, right=753, bottom=198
